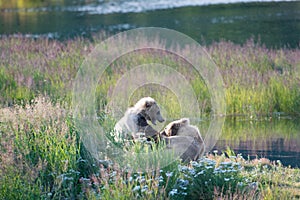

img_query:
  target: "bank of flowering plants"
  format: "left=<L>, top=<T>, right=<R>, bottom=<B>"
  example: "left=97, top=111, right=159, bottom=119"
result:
left=80, top=153, right=277, bottom=200
left=170, top=158, right=248, bottom=200
left=1, top=97, right=300, bottom=199
left=76, top=155, right=254, bottom=200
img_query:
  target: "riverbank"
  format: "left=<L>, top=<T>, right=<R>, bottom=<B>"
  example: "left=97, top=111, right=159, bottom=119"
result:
left=0, top=35, right=300, bottom=199
left=1, top=35, right=299, bottom=116
left=0, top=98, right=299, bottom=199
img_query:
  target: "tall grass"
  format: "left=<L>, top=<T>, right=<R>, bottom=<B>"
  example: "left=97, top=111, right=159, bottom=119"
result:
left=1, top=97, right=299, bottom=199
left=0, top=35, right=299, bottom=116
left=207, top=39, right=300, bottom=116
left=0, top=35, right=300, bottom=199
left=0, top=97, right=93, bottom=199
left=0, top=36, right=92, bottom=105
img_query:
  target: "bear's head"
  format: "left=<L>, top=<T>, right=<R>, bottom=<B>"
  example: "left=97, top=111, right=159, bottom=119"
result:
left=161, top=118, right=190, bottom=137
left=135, top=97, right=165, bottom=125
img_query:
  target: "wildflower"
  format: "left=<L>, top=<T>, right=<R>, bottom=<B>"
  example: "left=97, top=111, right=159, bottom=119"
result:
left=178, top=165, right=188, bottom=172
left=205, top=166, right=213, bottom=169
left=248, top=182, right=258, bottom=190
left=237, top=182, right=244, bottom=187
left=132, top=186, right=140, bottom=192
left=181, top=192, right=188, bottom=196
left=276, top=160, right=282, bottom=165
left=191, top=161, right=198, bottom=166
left=79, top=177, right=90, bottom=182
left=110, top=171, right=117, bottom=177
left=262, top=165, right=268, bottom=169
left=220, top=161, right=232, bottom=165
left=141, top=185, right=148, bottom=192
left=166, top=172, right=173, bottom=177
left=179, top=186, right=187, bottom=190
left=169, top=189, right=178, bottom=196
left=155, top=175, right=164, bottom=183
left=224, top=178, right=230, bottom=181
left=178, top=179, right=189, bottom=185
left=195, top=170, right=204, bottom=177
left=137, top=176, right=145, bottom=183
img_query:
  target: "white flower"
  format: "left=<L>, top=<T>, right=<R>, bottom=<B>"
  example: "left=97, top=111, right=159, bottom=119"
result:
left=110, top=171, right=117, bottom=177
left=141, top=185, right=148, bottom=192
left=155, top=175, right=164, bottom=182
left=166, top=172, right=173, bottom=177
left=169, top=189, right=178, bottom=196
left=237, top=182, right=244, bottom=187
left=195, top=170, right=204, bottom=177
left=189, top=169, right=196, bottom=175
left=220, top=161, right=232, bottom=165
left=137, top=176, right=145, bottom=183
left=179, top=179, right=189, bottom=185
left=205, top=166, right=213, bottom=169
left=128, top=176, right=133, bottom=182
left=132, top=186, right=140, bottom=192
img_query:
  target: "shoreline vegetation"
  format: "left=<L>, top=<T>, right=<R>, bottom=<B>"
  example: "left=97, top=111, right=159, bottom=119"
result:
left=0, top=35, right=299, bottom=117
left=0, top=34, right=300, bottom=199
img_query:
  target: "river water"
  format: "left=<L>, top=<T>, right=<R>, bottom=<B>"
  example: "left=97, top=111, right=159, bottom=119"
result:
left=1, top=0, right=300, bottom=48
left=212, top=117, right=300, bottom=168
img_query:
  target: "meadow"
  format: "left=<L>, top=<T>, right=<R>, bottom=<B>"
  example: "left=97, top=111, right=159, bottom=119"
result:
left=0, top=36, right=299, bottom=116
left=0, top=35, right=300, bottom=199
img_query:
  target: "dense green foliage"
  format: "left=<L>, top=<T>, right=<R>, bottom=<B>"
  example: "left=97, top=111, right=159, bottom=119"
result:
left=1, top=36, right=300, bottom=199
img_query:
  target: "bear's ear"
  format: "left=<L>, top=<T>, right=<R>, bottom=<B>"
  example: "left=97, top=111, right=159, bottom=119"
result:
left=145, top=102, right=151, bottom=108
left=180, top=118, right=190, bottom=125
left=145, top=101, right=154, bottom=108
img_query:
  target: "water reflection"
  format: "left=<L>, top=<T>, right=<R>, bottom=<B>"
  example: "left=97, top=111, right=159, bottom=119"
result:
left=214, top=118, right=300, bottom=167
left=0, top=0, right=63, bottom=9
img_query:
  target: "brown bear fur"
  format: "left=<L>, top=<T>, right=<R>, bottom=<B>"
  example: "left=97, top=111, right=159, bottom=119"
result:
left=114, top=97, right=165, bottom=141
left=160, top=118, right=205, bottom=162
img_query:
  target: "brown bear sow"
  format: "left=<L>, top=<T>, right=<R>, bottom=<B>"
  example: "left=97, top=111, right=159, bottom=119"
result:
left=160, top=118, right=205, bottom=162
left=114, top=97, right=165, bottom=142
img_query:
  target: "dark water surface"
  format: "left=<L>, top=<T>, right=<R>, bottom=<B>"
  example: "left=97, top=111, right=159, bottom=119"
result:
left=212, top=117, right=300, bottom=168
left=1, top=0, right=300, bottom=48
